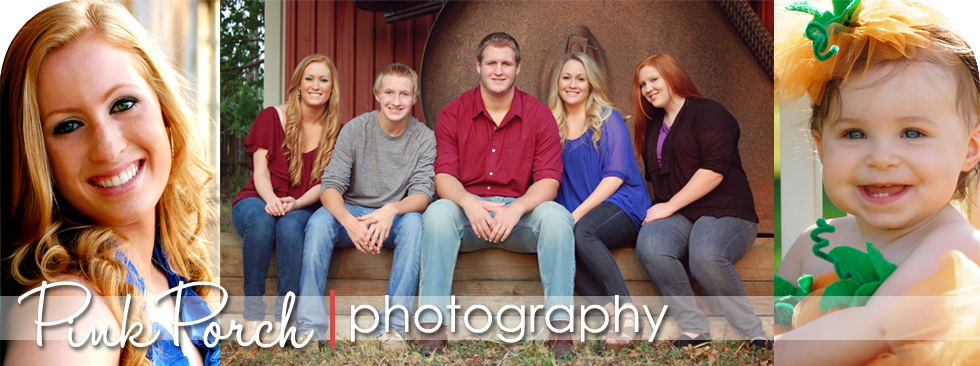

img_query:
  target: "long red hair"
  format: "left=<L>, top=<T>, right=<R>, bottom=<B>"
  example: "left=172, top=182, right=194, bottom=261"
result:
left=629, top=54, right=703, bottom=161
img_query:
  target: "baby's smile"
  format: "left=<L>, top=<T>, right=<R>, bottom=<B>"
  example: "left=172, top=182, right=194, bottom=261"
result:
left=861, top=185, right=909, bottom=199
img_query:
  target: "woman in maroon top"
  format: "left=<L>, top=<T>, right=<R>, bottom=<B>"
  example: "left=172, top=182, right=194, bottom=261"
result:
left=629, top=54, right=769, bottom=349
left=231, top=54, right=342, bottom=339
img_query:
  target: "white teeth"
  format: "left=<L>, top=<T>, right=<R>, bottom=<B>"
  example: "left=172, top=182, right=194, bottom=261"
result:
left=871, top=193, right=891, bottom=198
left=95, top=162, right=140, bottom=188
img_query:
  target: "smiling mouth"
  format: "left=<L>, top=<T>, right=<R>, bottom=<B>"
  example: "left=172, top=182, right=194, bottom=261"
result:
left=862, top=185, right=908, bottom=198
left=92, top=161, right=142, bottom=188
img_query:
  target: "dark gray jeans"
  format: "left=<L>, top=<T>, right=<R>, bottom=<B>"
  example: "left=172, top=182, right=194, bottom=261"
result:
left=636, top=214, right=765, bottom=339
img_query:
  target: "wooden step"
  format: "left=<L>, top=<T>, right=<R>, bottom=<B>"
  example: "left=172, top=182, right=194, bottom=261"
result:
left=220, top=233, right=774, bottom=297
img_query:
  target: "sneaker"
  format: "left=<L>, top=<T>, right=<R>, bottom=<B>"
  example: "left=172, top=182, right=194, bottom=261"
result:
left=749, top=338, right=773, bottom=350
left=671, top=333, right=709, bottom=349
left=378, top=330, right=408, bottom=352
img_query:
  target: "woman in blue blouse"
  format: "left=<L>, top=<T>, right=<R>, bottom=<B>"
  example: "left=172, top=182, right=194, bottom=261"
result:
left=547, top=52, right=651, bottom=350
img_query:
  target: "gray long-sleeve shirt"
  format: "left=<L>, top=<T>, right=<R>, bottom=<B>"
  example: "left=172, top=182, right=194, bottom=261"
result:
left=320, top=111, right=436, bottom=208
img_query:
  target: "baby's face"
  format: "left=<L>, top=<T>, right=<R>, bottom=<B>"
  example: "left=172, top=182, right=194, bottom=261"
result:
left=814, top=61, right=980, bottom=230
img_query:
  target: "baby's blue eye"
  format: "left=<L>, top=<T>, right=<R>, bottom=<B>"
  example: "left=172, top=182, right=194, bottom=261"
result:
left=54, top=120, right=82, bottom=135
left=902, top=130, right=923, bottom=138
left=111, top=97, right=137, bottom=114
left=845, top=130, right=866, bottom=139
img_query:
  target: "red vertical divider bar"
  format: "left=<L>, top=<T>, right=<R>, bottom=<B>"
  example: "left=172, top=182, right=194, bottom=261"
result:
left=329, top=289, right=336, bottom=348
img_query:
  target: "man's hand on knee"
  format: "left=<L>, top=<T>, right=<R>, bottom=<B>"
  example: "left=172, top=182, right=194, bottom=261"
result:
left=484, top=202, right=521, bottom=243
left=460, top=196, right=493, bottom=240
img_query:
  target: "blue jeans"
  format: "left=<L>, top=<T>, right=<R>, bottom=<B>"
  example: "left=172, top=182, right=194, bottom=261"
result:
left=296, top=204, right=423, bottom=338
left=636, top=214, right=765, bottom=339
left=418, top=198, right=575, bottom=325
left=232, top=196, right=318, bottom=322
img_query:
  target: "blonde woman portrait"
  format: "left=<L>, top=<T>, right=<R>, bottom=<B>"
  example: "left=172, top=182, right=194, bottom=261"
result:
left=2, top=1, right=219, bottom=365
left=547, top=52, right=650, bottom=351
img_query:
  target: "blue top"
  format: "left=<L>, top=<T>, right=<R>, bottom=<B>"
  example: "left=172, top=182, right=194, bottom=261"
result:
left=119, top=236, right=220, bottom=366
left=555, top=110, right=651, bottom=229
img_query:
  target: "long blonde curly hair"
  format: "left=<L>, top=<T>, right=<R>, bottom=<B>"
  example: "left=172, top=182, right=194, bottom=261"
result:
left=1, top=1, right=215, bottom=365
left=282, top=54, right=343, bottom=187
left=547, top=52, right=616, bottom=150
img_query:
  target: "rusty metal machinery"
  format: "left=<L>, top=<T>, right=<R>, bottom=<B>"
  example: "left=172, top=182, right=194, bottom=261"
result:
left=420, top=1, right=774, bottom=233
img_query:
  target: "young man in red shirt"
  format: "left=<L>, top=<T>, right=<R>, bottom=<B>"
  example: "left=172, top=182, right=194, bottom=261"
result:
left=416, top=32, right=575, bottom=358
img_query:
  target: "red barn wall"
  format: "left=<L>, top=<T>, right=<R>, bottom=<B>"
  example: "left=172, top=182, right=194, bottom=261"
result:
left=284, top=1, right=436, bottom=123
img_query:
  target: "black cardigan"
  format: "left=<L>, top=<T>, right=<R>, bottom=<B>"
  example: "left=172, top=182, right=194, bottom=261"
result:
left=642, top=97, right=758, bottom=223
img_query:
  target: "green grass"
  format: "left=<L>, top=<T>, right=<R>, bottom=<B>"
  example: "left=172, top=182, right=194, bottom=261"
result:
left=220, top=339, right=773, bottom=365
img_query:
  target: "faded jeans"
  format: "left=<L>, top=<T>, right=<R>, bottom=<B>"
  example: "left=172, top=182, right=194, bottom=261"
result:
left=417, top=197, right=575, bottom=326
left=296, top=204, right=423, bottom=339
left=636, top=214, right=766, bottom=339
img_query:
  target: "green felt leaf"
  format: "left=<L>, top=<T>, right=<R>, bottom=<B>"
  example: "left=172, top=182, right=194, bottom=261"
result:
left=776, top=302, right=796, bottom=329
left=799, top=274, right=814, bottom=294
left=828, top=246, right=877, bottom=285
left=820, top=278, right=859, bottom=312
left=850, top=281, right=882, bottom=308
left=786, top=0, right=827, bottom=17
left=775, top=275, right=807, bottom=297
left=866, top=242, right=897, bottom=281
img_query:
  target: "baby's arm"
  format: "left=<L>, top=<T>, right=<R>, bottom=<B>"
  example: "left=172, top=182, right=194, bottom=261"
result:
left=776, top=223, right=818, bottom=280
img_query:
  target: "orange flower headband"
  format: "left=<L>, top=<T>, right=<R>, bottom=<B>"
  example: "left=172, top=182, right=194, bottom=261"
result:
left=775, top=0, right=948, bottom=104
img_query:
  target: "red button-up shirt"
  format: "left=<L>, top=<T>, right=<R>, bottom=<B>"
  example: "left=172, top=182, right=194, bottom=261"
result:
left=434, top=86, right=562, bottom=198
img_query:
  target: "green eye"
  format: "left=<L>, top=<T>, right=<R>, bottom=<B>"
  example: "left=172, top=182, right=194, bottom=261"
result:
left=845, top=130, right=866, bottom=139
left=54, top=120, right=82, bottom=135
left=902, top=130, right=922, bottom=138
left=111, top=97, right=137, bottom=114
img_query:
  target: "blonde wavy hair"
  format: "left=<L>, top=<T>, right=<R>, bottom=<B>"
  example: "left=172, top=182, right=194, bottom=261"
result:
left=547, top=52, right=616, bottom=149
left=282, top=54, right=343, bottom=187
left=1, top=1, right=215, bottom=365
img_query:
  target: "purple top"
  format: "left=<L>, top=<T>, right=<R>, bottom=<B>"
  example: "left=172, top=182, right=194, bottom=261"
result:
left=555, top=110, right=651, bottom=229
left=657, top=121, right=671, bottom=168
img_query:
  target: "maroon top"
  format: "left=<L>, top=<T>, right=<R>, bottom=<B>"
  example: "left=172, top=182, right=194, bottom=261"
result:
left=233, top=107, right=320, bottom=206
left=434, top=87, right=562, bottom=198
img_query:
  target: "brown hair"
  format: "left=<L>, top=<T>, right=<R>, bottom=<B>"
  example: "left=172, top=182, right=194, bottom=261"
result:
left=282, top=54, right=343, bottom=186
left=629, top=54, right=704, bottom=161
left=810, top=26, right=980, bottom=200
left=476, top=32, right=521, bottom=63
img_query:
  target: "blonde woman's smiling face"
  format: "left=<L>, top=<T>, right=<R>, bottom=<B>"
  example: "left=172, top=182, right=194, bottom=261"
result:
left=558, top=59, right=589, bottom=107
left=300, top=61, right=332, bottom=108
left=815, top=61, right=980, bottom=231
left=38, top=35, right=171, bottom=232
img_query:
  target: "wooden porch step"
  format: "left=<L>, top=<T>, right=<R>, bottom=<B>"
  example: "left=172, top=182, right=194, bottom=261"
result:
left=219, top=232, right=773, bottom=298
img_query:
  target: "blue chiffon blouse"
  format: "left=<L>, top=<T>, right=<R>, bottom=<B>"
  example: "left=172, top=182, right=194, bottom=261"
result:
left=555, top=110, right=651, bottom=229
left=119, top=236, right=220, bottom=366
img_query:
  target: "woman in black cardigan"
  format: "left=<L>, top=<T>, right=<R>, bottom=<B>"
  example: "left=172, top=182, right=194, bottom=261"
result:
left=629, top=54, right=768, bottom=349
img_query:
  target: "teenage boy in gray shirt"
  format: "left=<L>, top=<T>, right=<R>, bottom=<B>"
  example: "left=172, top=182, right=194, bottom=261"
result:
left=295, top=63, right=436, bottom=351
